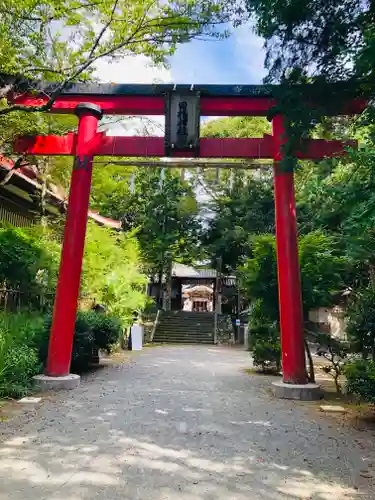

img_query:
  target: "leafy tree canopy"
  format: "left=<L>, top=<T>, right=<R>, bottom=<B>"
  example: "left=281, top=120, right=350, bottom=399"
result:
left=91, top=166, right=201, bottom=275
left=244, top=0, right=372, bottom=84
left=199, top=116, right=274, bottom=271
left=0, top=0, right=240, bottom=114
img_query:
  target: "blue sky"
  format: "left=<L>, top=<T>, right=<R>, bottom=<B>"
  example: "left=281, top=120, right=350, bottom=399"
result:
left=169, top=25, right=267, bottom=85
left=97, top=24, right=267, bottom=134
left=96, top=24, right=266, bottom=86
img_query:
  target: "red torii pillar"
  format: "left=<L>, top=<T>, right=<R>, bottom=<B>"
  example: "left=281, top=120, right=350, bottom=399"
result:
left=44, top=103, right=102, bottom=385
left=272, top=115, right=307, bottom=386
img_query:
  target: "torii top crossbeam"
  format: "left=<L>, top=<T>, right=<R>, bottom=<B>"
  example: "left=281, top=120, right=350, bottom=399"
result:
left=10, top=82, right=366, bottom=116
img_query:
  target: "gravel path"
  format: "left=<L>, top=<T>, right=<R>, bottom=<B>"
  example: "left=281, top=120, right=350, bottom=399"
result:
left=0, top=345, right=375, bottom=500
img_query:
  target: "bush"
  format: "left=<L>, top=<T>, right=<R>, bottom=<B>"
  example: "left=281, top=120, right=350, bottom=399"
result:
left=0, top=308, right=123, bottom=397
left=346, top=285, right=375, bottom=360
left=0, top=226, right=59, bottom=306
left=345, top=360, right=375, bottom=403
left=40, top=311, right=123, bottom=372
left=248, top=300, right=281, bottom=372
left=252, top=340, right=281, bottom=372
left=90, top=314, right=123, bottom=352
left=0, top=313, right=43, bottom=397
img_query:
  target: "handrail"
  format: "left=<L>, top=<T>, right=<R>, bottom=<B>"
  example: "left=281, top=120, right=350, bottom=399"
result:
left=150, top=309, right=161, bottom=343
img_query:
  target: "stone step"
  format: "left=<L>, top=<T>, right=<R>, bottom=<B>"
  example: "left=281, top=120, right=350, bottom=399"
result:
left=154, top=332, right=213, bottom=337
left=159, top=318, right=214, bottom=322
left=155, top=332, right=213, bottom=337
left=155, top=328, right=213, bottom=337
left=157, top=325, right=213, bottom=330
left=160, top=313, right=214, bottom=320
left=153, top=339, right=214, bottom=344
left=154, top=311, right=215, bottom=344
left=154, top=334, right=213, bottom=339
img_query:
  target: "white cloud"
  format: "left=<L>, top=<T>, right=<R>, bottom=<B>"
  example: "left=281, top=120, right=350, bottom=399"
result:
left=95, top=55, right=172, bottom=136
left=95, top=54, right=172, bottom=84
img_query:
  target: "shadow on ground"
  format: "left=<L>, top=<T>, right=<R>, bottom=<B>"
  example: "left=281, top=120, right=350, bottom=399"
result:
left=0, top=346, right=374, bottom=499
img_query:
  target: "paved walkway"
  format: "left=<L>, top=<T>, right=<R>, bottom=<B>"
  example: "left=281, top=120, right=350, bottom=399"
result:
left=0, top=346, right=375, bottom=500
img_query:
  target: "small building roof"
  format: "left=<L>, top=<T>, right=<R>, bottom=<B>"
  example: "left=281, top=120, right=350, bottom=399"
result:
left=183, top=285, right=214, bottom=296
left=172, top=263, right=236, bottom=283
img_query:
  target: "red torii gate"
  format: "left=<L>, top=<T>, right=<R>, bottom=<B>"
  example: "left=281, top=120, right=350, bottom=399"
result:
left=11, top=82, right=365, bottom=397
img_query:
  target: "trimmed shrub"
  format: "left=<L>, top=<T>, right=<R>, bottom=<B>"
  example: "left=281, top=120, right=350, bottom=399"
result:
left=252, top=340, right=281, bottom=372
left=91, top=314, right=123, bottom=352
left=248, top=300, right=281, bottom=372
left=40, top=311, right=123, bottom=372
left=345, top=360, right=375, bottom=403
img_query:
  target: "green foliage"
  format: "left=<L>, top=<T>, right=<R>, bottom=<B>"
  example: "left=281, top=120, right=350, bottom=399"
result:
left=93, top=168, right=201, bottom=275
left=199, top=116, right=275, bottom=271
left=239, top=235, right=279, bottom=320
left=244, top=1, right=373, bottom=168
left=41, top=311, right=123, bottom=372
left=203, top=177, right=275, bottom=271
left=246, top=0, right=371, bottom=85
left=252, top=340, right=281, bottom=372
left=0, top=227, right=45, bottom=289
left=298, top=231, right=351, bottom=316
left=345, top=360, right=375, bottom=403
left=247, top=299, right=281, bottom=372
left=82, top=221, right=148, bottom=326
left=240, top=231, right=349, bottom=322
left=0, top=0, right=235, bottom=115
left=0, top=225, right=59, bottom=302
left=346, top=285, right=375, bottom=361
left=0, top=312, right=43, bottom=397
left=202, top=116, right=271, bottom=138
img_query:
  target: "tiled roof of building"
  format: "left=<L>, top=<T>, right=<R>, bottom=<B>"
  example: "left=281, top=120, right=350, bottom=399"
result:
left=172, top=263, right=236, bottom=282
left=0, top=155, right=121, bottom=229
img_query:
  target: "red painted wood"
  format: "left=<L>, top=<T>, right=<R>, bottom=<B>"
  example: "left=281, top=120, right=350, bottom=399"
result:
left=10, top=92, right=367, bottom=117
left=14, top=133, right=355, bottom=159
left=15, top=132, right=77, bottom=155
left=201, top=97, right=274, bottom=116
left=272, top=114, right=307, bottom=384
left=45, top=108, right=101, bottom=377
left=297, top=138, right=356, bottom=159
left=11, top=94, right=166, bottom=115
left=11, top=94, right=273, bottom=116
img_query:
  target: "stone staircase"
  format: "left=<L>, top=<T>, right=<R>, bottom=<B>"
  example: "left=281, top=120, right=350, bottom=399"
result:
left=153, top=311, right=215, bottom=344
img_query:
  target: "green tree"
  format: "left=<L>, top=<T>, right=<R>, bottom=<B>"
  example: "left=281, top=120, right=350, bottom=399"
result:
left=0, top=0, right=236, bottom=114
left=295, top=148, right=375, bottom=285
left=202, top=116, right=271, bottom=138
left=199, top=116, right=274, bottom=271
left=245, top=0, right=372, bottom=84
left=92, top=167, right=200, bottom=277
left=239, top=234, right=278, bottom=319
left=240, top=231, right=350, bottom=321
left=82, top=221, right=148, bottom=325
left=242, top=1, right=374, bottom=170
left=202, top=174, right=275, bottom=271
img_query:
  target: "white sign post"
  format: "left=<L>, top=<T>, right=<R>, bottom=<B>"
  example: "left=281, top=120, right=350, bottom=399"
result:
left=130, top=324, right=143, bottom=351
